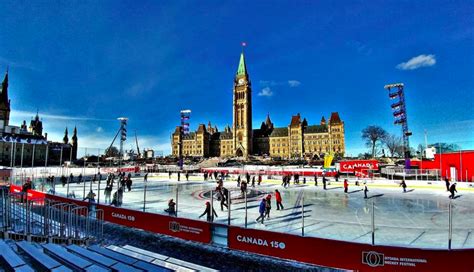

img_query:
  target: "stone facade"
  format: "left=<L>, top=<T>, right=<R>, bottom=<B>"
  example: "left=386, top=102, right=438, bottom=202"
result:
left=171, top=52, right=345, bottom=159
left=0, top=69, right=78, bottom=166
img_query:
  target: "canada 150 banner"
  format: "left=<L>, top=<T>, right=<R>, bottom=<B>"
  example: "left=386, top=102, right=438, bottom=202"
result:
left=228, top=226, right=474, bottom=272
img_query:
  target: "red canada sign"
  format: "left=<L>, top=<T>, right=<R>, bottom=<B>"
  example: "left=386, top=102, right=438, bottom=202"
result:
left=339, top=160, right=379, bottom=173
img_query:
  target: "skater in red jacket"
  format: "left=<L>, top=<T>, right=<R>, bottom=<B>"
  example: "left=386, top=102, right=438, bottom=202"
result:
left=275, top=189, right=284, bottom=210
left=344, top=179, right=349, bottom=193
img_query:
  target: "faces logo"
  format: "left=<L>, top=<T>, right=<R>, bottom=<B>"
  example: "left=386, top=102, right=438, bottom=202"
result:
left=362, top=251, right=384, bottom=267
left=169, top=221, right=180, bottom=232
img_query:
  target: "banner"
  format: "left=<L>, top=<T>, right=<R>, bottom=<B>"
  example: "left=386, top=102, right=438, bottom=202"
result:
left=45, top=194, right=212, bottom=243
left=338, top=160, right=379, bottom=173
left=228, top=227, right=474, bottom=271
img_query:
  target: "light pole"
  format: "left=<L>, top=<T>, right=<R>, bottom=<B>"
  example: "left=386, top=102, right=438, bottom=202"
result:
left=179, top=110, right=191, bottom=172
left=117, top=117, right=128, bottom=191
left=83, top=155, right=88, bottom=199
left=384, top=83, right=412, bottom=169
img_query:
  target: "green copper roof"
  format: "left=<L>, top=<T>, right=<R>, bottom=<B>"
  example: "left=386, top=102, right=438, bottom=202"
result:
left=237, top=53, right=247, bottom=76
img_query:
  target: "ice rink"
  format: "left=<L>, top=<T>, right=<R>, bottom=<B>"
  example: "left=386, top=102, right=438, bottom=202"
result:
left=51, top=173, right=474, bottom=250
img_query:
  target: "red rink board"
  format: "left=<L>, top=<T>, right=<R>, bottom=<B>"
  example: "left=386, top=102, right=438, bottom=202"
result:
left=228, top=226, right=474, bottom=271
left=9, top=185, right=46, bottom=200
left=45, top=194, right=212, bottom=244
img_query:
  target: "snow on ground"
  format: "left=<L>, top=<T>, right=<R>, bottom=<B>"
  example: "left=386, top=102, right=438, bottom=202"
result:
left=52, top=173, right=474, bottom=250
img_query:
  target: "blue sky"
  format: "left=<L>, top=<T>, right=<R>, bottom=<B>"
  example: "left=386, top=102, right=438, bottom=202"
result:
left=0, top=1, right=473, bottom=156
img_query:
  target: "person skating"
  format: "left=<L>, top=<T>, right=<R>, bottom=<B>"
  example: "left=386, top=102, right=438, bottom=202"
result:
left=335, top=172, right=340, bottom=182
left=165, top=199, right=176, bottom=216
left=104, top=185, right=112, bottom=204
left=251, top=176, right=255, bottom=188
left=111, top=189, right=119, bottom=207
left=314, top=175, right=318, bottom=186
left=120, top=177, right=126, bottom=189
left=445, top=178, right=450, bottom=191
left=322, top=175, right=327, bottom=190
left=168, top=171, right=172, bottom=179
left=61, top=175, right=67, bottom=187
left=144, top=173, right=148, bottom=182
left=21, top=180, right=32, bottom=203
left=199, top=201, right=218, bottom=222
left=220, top=187, right=229, bottom=211
left=240, top=180, right=247, bottom=196
left=246, top=173, right=250, bottom=184
left=78, top=174, right=82, bottom=184
left=275, top=189, right=284, bottom=210
left=343, top=179, right=349, bottom=193
left=83, top=190, right=97, bottom=215
left=177, top=172, right=181, bottom=181
left=400, top=180, right=407, bottom=193
left=255, top=198, right=266, bottom=224
left=364, top=182, right=369, bottom=199
left=237, top=175, right=241, bottom=187
left=449, top=183, right=457, bottom=199
left=126, top=177, right=132, bottom=192
left=258, top=175, right=262, bottom=186
left=265, top=194, right=272, bottom=219
left=185, top=172, right=189, bottom=181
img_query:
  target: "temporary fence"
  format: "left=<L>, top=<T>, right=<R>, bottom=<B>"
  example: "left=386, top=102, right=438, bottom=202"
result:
left=0, top=187, right=104, bottom=244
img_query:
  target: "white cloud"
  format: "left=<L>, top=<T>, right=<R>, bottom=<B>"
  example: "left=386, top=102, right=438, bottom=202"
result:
left=396, top=54, right=436, bottom=70
left=258, top=87, right=273, bottom=97
left=11, top=110, right=113, bottom=122
left=0, top=56, right=40, bottom=71
left=288, top=80, right=301, bottom=87
left=96, top=127, right=104, bottom=133
left=125, top=79, right=157, bottom=96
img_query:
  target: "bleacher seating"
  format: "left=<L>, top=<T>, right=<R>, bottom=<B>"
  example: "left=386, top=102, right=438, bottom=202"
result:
left=0, top=239, right=217, bottom=272
left=0, top=239, right=34, bottom=272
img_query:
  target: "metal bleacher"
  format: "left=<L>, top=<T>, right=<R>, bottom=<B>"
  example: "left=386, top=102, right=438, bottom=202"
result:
left=0, top=239, right=218, bottom=272
left=0, top=186, right=218, bottom=272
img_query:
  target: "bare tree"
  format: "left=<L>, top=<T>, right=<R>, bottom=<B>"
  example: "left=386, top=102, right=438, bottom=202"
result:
left=105, top=146, right=119, bottom=157
left=384, top=134, right=404, bottom=158
left=362, top=126, right=388, bottom=158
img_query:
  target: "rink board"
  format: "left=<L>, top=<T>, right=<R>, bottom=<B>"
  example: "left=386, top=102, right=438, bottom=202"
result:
left=45, top=193, right=212, bottom=244
left=9, top=186, right=474, bottom=271
left=228, top=226, right=474, bottom=271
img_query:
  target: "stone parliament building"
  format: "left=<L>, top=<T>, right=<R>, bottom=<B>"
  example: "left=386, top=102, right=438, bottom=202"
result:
left=171, top=52, right=345, bottom=159
left=0, top=69, right=78, bottom=166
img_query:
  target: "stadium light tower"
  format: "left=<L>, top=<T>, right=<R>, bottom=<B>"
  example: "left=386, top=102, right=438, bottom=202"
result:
left=118, top=117, right=128, bottom=175
left=179, top=110, right=191, bottom=170
left=384, top=83, right=412, bottom=169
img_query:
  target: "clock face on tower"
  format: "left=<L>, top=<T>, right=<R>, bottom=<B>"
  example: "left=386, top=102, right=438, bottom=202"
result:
left=238, top=78, right=245, bottom=85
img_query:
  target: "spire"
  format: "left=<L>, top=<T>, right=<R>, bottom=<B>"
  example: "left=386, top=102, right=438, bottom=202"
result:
left=1, top=68, right=8, bottom=100
left=63, top=127, right=69, bottom=144
left=72, top=126, right=78, bottom=141
left=265, top=113, right=271, bottom=125
left=237, top=52, right=247, bottom=76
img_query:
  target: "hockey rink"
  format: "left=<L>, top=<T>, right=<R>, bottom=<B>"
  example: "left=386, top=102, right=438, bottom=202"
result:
left=52, top=174, right=474, bottom=250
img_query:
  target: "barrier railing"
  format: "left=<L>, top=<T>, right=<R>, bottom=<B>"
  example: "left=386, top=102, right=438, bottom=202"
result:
left=0, top=188, right=104, bottom=244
